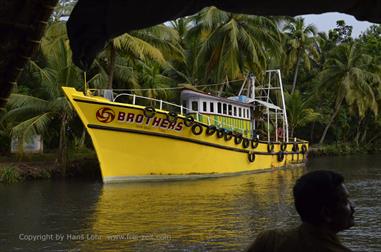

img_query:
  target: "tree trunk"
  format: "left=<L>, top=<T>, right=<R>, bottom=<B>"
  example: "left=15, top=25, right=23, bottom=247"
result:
left=319, top=97, right=344, bottom=145
left=310, top=121, right=315, bottom=142
left=360, top=115, right=369, bottom=144
left=354, top=118, right=362, bottom=147
left=107, top=43, right=116, bottom=89
left=291, top=50, right=302, bottom=94
left=365, top=132, right=381, bottom=147
left=58, top=113, right=68, bottom=176
left=217, top=76, right=229, bottom=97
left=78, top=128, right=86, bottom=149
left=361, top=128, right=367, bottom=145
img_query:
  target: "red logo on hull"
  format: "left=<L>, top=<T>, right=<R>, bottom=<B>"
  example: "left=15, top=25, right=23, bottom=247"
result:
left=96, top=108, right=115, bottom=123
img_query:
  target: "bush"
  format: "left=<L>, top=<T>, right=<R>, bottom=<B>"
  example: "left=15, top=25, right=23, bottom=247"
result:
left=0, top=165, right=23, bottom=183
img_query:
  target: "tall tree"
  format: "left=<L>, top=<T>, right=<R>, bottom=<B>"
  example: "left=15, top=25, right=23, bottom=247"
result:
left=188, top=7, right=281, bottom=87
left=358, top=24, right=381, bottom=65
left=318, top=42, right=381, bottom=144
left=3, top=22, right=83, bottom=172
left=285, top=91, right=319, bottom=137
left=283, top=17, right=319, bottom=93
left=328, top=20, right=353, bottom=45
left=100, top=24, right=183, bottom=89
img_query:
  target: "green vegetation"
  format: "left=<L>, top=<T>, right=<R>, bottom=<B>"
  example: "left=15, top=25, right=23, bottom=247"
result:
left=1, top=1, right=381, bottom=171
left=0, top=164, right=22, bottom=183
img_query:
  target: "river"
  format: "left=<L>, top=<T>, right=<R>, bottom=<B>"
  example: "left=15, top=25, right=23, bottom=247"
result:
left=0, top=155, right=380, bottom=251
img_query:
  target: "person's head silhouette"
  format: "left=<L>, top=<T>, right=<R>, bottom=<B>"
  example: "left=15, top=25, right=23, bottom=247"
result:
left=293, top=170, right=355, bottom=233
left=247, top=170, right=355, bottom=252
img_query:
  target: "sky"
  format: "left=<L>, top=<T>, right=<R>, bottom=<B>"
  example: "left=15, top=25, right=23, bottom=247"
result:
left=302, top=12, right=375, bottom=38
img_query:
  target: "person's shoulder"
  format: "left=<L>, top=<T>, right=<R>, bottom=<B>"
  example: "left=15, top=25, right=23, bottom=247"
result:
left=258, top=228, right=289, bottom=239
left=246, top=228, right=293, bottom=252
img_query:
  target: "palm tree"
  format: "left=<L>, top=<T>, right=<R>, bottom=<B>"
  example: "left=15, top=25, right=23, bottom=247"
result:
left=0, top=109, right=12, bottom=153
left=4, top=22, right=83, bottom=172
left=137, top=61, right=177, bottom=100
left=188, top=7, right=281, bottom=87
left=285, top=91, right=319, bottom=137
left=101, top=24, right=183, bottom=89
left=283, top=17, right=319, bottom=93
left=318, top=42, right=381, bottom=144
left=167, top=17, right=199, bottom=85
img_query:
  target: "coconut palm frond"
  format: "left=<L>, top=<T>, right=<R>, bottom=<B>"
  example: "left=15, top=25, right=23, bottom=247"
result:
left=11, top=112, right=53, bottom=142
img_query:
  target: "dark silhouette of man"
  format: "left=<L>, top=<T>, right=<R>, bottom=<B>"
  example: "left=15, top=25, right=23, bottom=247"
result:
left=247, top=170, right=355, bottom=252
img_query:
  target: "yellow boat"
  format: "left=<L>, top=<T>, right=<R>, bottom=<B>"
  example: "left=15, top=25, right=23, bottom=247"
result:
left=63, top=70, right=308, bottom=183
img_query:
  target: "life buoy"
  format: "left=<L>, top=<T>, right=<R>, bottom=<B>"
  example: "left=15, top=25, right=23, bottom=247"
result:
left=242, top=138, right=250, bottom=148
left=267, top=143, right=274, bottom=153
left=277, top=151, right=285, bottom=162
left=206, top=125, right=217, bottom=136
left=251, top=137, right=259, bottom=149
left=292, top=143, right=299, bottom=152
left=234, top=134, right=243, bottom=145
left=184, top=115, right=194, bottom=127
left=280, top=142, right=287, bottom=151
left=143, top=106, right=156, bottom=118
left=217, top=128, right=225, bottom=138
left=191, top=123, right=203, bottom=135
left=166, top=111, right=177, bottom=123
left=224, top=131, right=233, bottom=141
left=248, top=152, right=256, bottom=162
left=301, top=144, right=308, bottom=154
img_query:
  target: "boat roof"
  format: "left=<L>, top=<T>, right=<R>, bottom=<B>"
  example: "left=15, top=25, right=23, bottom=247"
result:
left=245, top=97, right=282, bottom=110
left=181, top=88, right=252, bottom=107
left=181, top=88, right=281, bottom=110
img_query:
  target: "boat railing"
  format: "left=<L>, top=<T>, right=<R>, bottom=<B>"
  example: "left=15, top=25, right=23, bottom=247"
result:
left=93, top=90, right=246, bottom=136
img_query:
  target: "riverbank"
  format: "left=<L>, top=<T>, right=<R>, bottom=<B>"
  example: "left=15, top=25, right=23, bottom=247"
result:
left=307, top=143, right=381, bottom=158
left=0, top=149, right=101, bottom=183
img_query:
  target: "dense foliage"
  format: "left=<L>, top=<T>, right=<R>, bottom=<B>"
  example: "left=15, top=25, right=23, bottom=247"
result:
left=2, top=2, right=381, bottom=162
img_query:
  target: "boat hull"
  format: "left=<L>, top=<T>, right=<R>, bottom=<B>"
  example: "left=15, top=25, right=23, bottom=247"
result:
left=63, top=87, right=308, bottom=183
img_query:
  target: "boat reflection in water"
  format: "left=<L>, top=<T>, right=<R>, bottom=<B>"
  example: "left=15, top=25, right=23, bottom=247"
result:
left=79, top=167, right=304, bottom=251
left=2, top=156, right=379, bottom=251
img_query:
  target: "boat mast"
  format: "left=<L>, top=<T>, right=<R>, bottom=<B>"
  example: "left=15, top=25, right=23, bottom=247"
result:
left=276, top=69, right=289, bottom=143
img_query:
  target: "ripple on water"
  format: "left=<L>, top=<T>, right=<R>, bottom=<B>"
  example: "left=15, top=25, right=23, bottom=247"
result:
left=0, top=156, right=380, bottom=251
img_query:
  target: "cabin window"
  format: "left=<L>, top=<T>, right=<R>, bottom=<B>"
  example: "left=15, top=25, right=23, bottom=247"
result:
left=192, top=101, right=198, bottom=111
left=233, top=106, right=237, bottom=116
left=223, top=103, right=227, bottom=115
left=217, top=102, right=222, bottom=114
left=228, top=104, right=232, bottom=115
left=182, top=100, right=187, bottom=109
left=239, top=107, right=242, bottom=117
left=210, top=102, right=214, bottom=113
left=247, top=109, right=250, bottom=118
left=203, top=101, right=207, bottom=112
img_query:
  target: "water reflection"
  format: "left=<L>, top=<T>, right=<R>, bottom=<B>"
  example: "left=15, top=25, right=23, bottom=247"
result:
left=0, top=180, right=102, bottom=251
left=1, top=156, right=380, bottom=251
left=80, top=168, right=304, bottom=251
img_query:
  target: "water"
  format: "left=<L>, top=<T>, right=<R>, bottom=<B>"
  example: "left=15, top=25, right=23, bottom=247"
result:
left=0, top=155, right=380, bottom=251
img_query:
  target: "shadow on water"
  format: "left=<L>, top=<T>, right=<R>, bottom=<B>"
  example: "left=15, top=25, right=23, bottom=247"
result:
left=0, top=156, right=380, bottom=251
